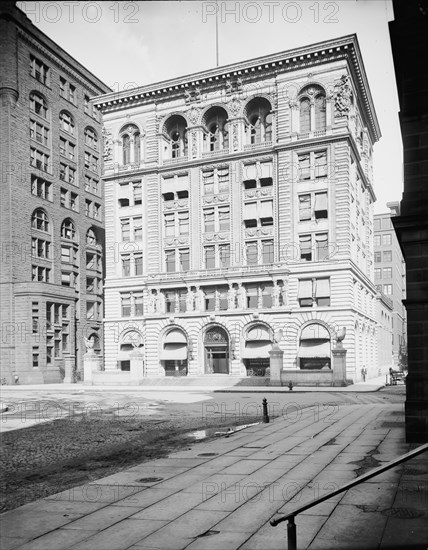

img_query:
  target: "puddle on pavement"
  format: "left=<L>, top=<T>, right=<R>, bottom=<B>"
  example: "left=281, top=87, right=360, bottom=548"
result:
left=187, top=422, right=259, bottom=441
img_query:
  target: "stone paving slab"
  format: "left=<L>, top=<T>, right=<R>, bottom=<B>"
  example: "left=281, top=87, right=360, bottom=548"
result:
left=2, top=402, right=427, bottom=550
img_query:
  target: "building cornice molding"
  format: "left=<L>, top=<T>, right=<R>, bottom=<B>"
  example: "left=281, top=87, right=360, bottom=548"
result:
left=94, top=34, right=380, bottom=144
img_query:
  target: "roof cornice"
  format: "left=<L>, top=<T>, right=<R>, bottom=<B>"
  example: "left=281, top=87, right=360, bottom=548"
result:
left=94, top=34, right=380, bottom=144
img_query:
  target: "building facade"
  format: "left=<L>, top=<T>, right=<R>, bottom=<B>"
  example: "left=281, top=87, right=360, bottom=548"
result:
left=0, top=2, right=110, bottom=383
left=96, top=34, right=384, bottom=384
left=373, top=204, right=407, bottom=368
left=389, top=1, right=428, bottom=441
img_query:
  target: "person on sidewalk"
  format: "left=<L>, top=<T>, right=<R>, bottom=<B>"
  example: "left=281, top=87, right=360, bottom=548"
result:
left=361, top=367, right=367, bottom=382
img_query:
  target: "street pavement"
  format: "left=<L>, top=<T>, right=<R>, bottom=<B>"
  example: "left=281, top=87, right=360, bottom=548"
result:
left=1, top=380, right=427, bottom=549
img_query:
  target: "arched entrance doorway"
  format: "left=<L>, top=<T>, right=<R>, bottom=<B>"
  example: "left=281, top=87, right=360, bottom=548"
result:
left=117, top=330, right=143, bottom=371
left=204, top=326, right=229, bottom=374
left=242, top=324, right=273, bottom=376
left=160, top=328, right=188, bottom=376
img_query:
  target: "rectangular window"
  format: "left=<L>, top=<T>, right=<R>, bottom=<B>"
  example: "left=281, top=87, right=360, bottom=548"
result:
left=383, top=267, right=392, bottom=279
left=383, top=284, right=393, bottom=296
left=218, top=206, right=230, bottom=232
left=383, top=250, right=392, bottom=262
left=204, top=289, right=216, bottom=311
left=314, top=192, right=328, bottom=219
left=374, top=268, right=382, bottom=280
left=165, top=291, right=176, bottom=313
left=32, top=302, right=39, bottom=334
left=30, top=55, right=49, bottom=85
left=262, top=283, right=273, bottom=308
left=134, top=217, right=142, bottom=241
left=178, top=211, right=189, bottom=235
left=205, top=246, right=215, bottom=269
left=121, top=219, right=130, bottom=241
left=84, top=95, right=90, bottom=114
left=246, top=242, right=259, bottom=265
left=203, top=170, right=214, bottom=195
left=32, top=347, right=39, bottom=368
left=219, top=244, right=230, bottom=268
left=133, top=182, right=142, bottom=205
left=298, top=154, right=310, bottom=180
left=122, top=255, right=131, bottom=277
left=246, top=284, right=259, bottom=309
left=315, top=278, right=330, bottom=306
left=166, top=250, right=176, bottom=272
left=134, top=253, right=143, bottom=276
left=204, top=208, right=215, bottom=233
left=374, top=235, right=381, bottom=246
left=179, top=249, right=189, bottom=271
left=164, top=213, right=175, bottom=237
left=59, top=77, right=66, bottom=98
left=299, top=234, right=312, bottom=261
left=135, top=295, right=144, bottom=316
left=31, top=175, right=52, bottom=201
left=315, top=233, right=329, bottom=261
left=299, top=194, right=311, bottom=221
left=69, top=84, right=76, bottom=104
left=298, top=279, right=313, bottom=307
left=315, top=151, right=327, bottom=178
left=374, top=251, right=382, bottom=263
left=121, top=295, right=131, bottom=317
left=382, top=234, right=392, bottom=246
left=262, top=240, right=274, bottom=264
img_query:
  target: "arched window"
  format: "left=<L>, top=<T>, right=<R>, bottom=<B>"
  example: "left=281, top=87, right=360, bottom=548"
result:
left=203, top=107, right=229, bottom=152
left=122, top=134, right=130, bottom=164
left=61, top=218, right=77, bottom=241
left=244, top=98, right=273, bottom=145
left=299, top=98, right=311, bottom=134
left=31, top=209, right=50, bottom=232
left=164, top=115, right=188, bottom=159
left=119, top=124, right=141, bottom=165
left=59, top=111, right=75, bottom=135
left=298, top=323, right=331, bottom=370
left=30, top=92, right=48, bottom=119
left=298, top=85, right=326, bottom=134
left=134, top=132, right=140, bottom=162
left=86, top=228, right=98, bottom=246
left=315, top=94, right=326, bottom=131
left=84, top=127, right=98, bottom=150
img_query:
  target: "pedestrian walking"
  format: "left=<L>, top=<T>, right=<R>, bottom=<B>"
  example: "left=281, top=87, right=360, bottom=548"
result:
left=361, top=367, right=366, bottom=382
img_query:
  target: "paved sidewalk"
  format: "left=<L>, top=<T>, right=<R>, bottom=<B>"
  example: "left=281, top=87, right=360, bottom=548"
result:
left=0, top=375, right=390, bottom=394
left=1, top=400, right=426, bottom=549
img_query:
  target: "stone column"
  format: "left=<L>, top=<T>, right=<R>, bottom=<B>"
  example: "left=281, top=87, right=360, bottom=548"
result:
left=63, top=354, right=75, bottom=383
left=332, top=344, right=348, bottom=387
left=83, top=353, right=103, bottom=385
left=269, top=343, right=283, bottom=386
left=130, top=349, right=145, bottom=383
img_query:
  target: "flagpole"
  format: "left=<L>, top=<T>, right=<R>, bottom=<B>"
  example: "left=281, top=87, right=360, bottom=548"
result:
left=215, top=0, right=219, bottom=67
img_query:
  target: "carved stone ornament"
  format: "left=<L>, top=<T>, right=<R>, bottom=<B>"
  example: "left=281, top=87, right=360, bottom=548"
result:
left=229, top=98, right=241, bottom=116
left=204, top=327, right=227, bottom=344
left=333, top=75, right=353, bottom=117
left=102, top=127, right=113, bottom=162
left=188, top=107, right=200, bottom=125
left=192, top=131, right=197, bottom=158
left=232, top=122, right=238, bottom=151
left=184, top=87, right=201, bottom=104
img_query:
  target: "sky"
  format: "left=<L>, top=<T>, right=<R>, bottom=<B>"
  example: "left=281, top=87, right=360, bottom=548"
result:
left=17, top=0, right=403, bottom=213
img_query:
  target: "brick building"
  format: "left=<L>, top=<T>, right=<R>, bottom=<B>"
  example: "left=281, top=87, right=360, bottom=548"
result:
left=373, top=203, right=407, bottom=369
left=94, top=34, right=388, bottom=385
left=0, top=2, right=110, bottom=383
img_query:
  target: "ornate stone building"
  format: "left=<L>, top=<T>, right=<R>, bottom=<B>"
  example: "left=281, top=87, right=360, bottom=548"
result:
left=95, top=34, right=385, bottom=384
left=0, top=2, right=110, bottom=383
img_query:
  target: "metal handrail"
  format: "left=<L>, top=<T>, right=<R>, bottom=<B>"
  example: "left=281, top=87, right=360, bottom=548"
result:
left=270, top=442, right=428, bottom=550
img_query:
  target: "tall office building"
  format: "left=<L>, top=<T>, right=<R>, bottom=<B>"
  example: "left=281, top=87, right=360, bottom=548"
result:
left=0, top=2, right=110, bottom=383
left=95, top=34, right=385, bottom=384
left=373, top=204, right=407, bottom=369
